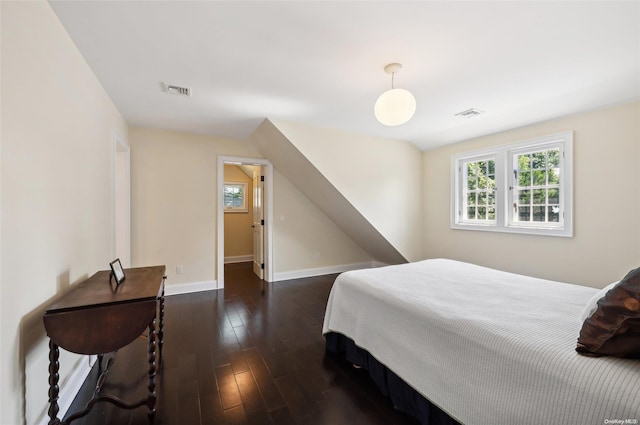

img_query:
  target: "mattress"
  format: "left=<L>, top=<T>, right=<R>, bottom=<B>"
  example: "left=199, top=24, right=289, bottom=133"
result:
left=322, top=259, right=640, bottom=425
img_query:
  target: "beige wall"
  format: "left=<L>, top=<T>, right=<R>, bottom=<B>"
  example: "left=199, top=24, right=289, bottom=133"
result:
left=270, top=120, right=424, bottom=262
left=130, top=127, right=373, bottom=286
left=273, top=169, right=374, bottom=277
left=1, top=1, right=128, bottom=423
left=223, top=165, right=254, bottom=259
left=129, top=127, right=261, bottom=286
left=423, top=101, right=640, bottom=288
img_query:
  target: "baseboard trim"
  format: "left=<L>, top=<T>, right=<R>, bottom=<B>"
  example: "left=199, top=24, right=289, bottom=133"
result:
left=163, top=262, right=389, bottom=293
left=165, top=280, right=217, bottom=296
left=35, top=355, right=97, bottom=425
left=224, top=255, right=254, bottom=264
left=272, top=261, right=386, bottom=282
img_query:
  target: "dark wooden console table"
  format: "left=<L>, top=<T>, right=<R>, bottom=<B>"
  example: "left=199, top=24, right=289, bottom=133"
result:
left=43, top=265, right=166, bottom=425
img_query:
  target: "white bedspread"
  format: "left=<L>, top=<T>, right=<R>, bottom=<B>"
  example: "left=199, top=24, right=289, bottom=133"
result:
left=322, top=259, right=640, bottom=425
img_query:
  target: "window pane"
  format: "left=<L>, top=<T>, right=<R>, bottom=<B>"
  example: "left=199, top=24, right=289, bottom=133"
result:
left=548, top=168, right=560, bottom=184
left=488, top=160, right=495, bottom=175
left=467, top=207, right=476, bottom=219
left=532, top=151, right=546, bottom=169
left=478, top=161, right=487, bottom=176
left=467, top=176, right=476, bottom=190
left=224, top=187, right=239, bottom=206
left=518, top=154, right=531, bottom=171
left=518, top=206, right=530, bottom=222
left=227, top=189, right=242, bottom=206
left=488, top=207, right=496, bottom=220
left=477, top=207, right=487, bottom=220
left=532, top=170, right=546, bottom=186
left=533, top=189, right=546, bottom=204
left=478, top=192, right=487, bottom=205
left=548, top=205, right=560, bottom=222
left=532, top=206, right=546, bottom=222
left=224, top=184, right=246, bottom=210
left=518, top=190, right=531, bottom=204
left=518, top=171, right=530, bottom=186
left=467, top=162, right=477, bottom=176
left=548, top=188, right=559, bottom=204
left=488, top=191, right=495, bottom=205
left=548, top=149, right=560, bottom=167
left=467, top=193, right=476, bottom=206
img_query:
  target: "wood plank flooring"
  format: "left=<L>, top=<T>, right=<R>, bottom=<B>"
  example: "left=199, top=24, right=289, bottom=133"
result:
left=64, top=262, right=418, bottom=425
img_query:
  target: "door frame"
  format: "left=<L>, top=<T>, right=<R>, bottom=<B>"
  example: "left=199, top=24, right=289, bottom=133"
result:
left=113, top=132, right=131, bottom=267
left=217, top=156, right=273, bottom=288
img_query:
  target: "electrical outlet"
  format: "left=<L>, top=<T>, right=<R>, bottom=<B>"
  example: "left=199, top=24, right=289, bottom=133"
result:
left=176, top=265, right=183, bottom=274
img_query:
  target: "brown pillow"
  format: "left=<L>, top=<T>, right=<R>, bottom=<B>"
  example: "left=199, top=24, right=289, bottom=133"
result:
left=576, top=267, right=640, bottom=358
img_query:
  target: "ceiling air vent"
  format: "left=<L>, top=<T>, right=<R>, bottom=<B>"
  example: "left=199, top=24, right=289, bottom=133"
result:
left=455, top=108, right=484, bottom=118
left=163, top=83, right=192, bottom=97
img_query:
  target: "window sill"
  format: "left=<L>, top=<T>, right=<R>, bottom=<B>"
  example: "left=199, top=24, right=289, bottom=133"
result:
left=451, top=222, right=572, bottom=237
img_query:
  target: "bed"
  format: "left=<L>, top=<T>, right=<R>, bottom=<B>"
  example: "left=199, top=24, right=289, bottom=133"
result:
left=322, top=259, right=640, bottom=425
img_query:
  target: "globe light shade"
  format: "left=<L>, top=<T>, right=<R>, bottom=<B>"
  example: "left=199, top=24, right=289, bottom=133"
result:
left=374, top=88, right=416, bottom=126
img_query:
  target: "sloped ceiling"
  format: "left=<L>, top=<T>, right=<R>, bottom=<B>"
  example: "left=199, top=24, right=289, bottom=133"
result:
left=249, top=120, right=407, bottom=264
left=249, top=119, right=426, bottom=265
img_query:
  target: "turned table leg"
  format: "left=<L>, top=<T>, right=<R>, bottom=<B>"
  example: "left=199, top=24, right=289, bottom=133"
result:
left=158, top=289, right=165, bottom=366
left=147, top=319, right=157, bottom=423
left=48, top=340, right=61, bottom=425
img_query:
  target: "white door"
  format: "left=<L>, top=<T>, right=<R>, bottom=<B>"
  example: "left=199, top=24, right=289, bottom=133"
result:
left=252, top=167, right=265, bottom=279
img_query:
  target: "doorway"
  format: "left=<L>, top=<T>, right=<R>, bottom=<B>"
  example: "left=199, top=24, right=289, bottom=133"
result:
left=217, top=156, right=273, bottom=289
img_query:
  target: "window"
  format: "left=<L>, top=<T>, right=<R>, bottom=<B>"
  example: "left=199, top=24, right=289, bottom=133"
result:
left=460, top=156, right=497, bottom=224
left=452, top=132, right=572, bottom=237
left=509, top=145, right=562, bottom=227
left=224, top=182, right=248, bottom=212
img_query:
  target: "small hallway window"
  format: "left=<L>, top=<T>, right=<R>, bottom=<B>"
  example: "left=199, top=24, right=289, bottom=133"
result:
left=224, top=182, right=248, bottom=212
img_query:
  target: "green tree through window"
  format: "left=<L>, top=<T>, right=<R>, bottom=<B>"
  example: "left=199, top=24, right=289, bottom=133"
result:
left=514, top=148, right=560, bottom=224
left=452, top=131, right=572, bottom=237
left=463, top=158, right=496, bottom=222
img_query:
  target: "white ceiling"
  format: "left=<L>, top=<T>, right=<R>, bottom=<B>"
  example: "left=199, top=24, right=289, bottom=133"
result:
left=49, top=1, right=640, bottom=151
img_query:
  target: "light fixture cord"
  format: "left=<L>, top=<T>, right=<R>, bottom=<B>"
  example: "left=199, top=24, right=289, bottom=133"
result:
left=391, top=72, right=395, bottom=89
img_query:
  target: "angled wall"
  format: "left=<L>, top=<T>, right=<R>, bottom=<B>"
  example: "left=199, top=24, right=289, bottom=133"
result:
left=248, top=119, right=424, bottom=264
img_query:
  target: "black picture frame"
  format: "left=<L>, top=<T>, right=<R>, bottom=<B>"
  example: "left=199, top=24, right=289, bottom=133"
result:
left=109, top=258, right=125, bottom=285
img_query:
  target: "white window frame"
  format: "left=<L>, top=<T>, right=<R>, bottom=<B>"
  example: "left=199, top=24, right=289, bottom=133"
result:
left=456, top=154, right=498, bottom=226
left=451, top=131, right=573, bottom=237
left=223, top=181, right=248, bottom=213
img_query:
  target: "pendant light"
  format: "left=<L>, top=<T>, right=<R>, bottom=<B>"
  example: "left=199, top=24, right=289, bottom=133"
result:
left=374, top=63, right=416, bottom=126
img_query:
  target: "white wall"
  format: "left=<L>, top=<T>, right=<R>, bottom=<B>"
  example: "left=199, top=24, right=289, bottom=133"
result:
left=269, top=120, right=424, bottom=262
left=423, top=101, right=640, bottom=288
left=1, top=1, right=128, bottom=423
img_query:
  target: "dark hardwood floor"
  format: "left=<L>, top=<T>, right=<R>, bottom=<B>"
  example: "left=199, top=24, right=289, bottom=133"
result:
left=64, top=262, right=419, bottom=425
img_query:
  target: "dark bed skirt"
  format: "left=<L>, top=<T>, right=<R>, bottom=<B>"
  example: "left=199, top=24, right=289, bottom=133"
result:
left=325, top=332, right=461, bottom=425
